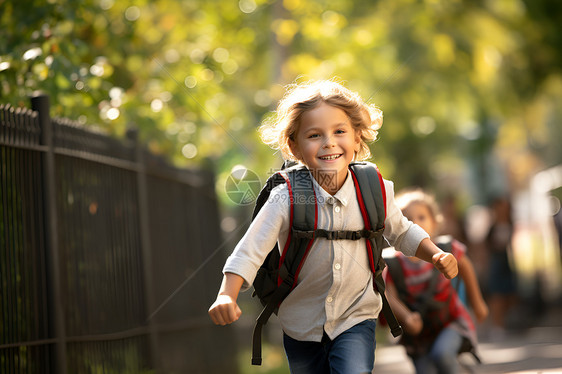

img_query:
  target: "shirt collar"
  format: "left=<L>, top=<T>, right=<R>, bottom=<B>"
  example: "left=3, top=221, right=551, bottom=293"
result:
left=311, top=169, right=354, bottom=207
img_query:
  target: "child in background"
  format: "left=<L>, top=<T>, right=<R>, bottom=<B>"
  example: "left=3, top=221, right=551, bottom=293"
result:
left=384, top=189, right=488, bottom=374
left=208, top=80, right=458, bottom=374
left=485, top=197, right=517, bottom=339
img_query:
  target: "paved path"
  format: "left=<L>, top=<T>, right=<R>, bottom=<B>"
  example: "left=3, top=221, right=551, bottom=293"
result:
left=373, top=304, right=562, bottom=373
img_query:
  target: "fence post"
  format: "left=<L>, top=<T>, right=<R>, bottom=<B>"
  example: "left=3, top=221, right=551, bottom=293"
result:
left=127, top=129, right=159, bottom=371
left=31, top=93, right=68, bottom=374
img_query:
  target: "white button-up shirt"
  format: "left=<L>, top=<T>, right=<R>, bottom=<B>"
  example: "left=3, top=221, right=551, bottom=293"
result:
left=223, top=169, right=428, bottom=342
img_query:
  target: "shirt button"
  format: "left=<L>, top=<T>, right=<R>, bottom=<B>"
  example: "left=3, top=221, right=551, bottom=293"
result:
left=334, top=263, right=341, bottom=270
left=326, top=296, right=333, bottom=303
left=334, top=206, right=341, bottom=213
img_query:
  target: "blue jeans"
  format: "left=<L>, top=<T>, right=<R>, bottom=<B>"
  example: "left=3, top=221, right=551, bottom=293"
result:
left=283, top=319, right=376, bottom=374
left=412, top=326, right=463, bottom=374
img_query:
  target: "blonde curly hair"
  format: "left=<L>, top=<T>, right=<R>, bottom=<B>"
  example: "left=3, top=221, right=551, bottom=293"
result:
left=259, top=80, right=382, bottom=162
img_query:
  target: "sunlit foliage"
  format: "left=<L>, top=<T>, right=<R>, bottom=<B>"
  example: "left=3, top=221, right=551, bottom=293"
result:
left=2, top=0, right=561, bottom=205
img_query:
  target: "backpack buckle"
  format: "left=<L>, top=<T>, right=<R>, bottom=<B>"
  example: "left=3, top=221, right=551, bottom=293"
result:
left=334, top=230, right=357, bottom=240
left=348, top=231, right=361, bottom=240
left=292, top=229, right=315, bottom=239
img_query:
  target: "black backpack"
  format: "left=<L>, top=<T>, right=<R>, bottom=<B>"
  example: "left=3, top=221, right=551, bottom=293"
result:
left=250, top=161, right=402, bottom=365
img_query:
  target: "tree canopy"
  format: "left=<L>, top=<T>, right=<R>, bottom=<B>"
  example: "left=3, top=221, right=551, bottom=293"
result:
left=2, top=0, right=561, bottom=206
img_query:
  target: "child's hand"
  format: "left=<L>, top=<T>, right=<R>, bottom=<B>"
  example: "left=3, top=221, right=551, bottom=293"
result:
left=432, top=252, right=458, bottom=279
left=403, top=311, right=423, bottom=336
left=208, top=294, right=242, bottom=325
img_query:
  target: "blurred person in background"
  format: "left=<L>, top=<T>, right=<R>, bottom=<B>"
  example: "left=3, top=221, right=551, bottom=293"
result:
left=384, top=189, right=488, bottom=374
left=440, top=194, right=468, bottom=244
left=485, top=196, right=518, bottom=340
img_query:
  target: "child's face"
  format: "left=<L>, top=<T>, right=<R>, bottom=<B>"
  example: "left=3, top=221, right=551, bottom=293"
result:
left=402, top=202, right=437, bottom=237
left=290, top=102, right=361, bottom=194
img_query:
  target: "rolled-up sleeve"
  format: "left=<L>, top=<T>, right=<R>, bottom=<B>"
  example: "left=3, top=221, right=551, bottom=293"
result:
left=382, top=180, right=429, bottom=257
left=223, top=184, right=290, bottom=291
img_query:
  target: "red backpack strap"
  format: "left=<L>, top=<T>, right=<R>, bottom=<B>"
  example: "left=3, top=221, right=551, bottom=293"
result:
left=349, top=162, right=386, bottom=231
left=277, top=166, right=318, bottom=288
left=349, top=162, right=403, bottom=338
left=252, top=166, right=317, bottom=365
left=276, top=170, right=295, bottom=286
left=375, top=164, right=387, bottom=222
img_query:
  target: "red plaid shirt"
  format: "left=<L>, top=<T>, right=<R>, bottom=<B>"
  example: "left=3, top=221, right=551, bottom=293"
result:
left=383, top=239, right=476, bottom=356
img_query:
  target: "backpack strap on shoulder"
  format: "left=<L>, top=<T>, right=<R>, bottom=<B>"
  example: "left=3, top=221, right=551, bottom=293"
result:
left=349, top=162, right=386, bottom=231
left=350, top=162, right=402, bottom=337
left=251, top=166, right=317, bottom=365
left=277, top=166, right=317, bottom=287
left=252, top=172, right=287, bottom=220
left=349, top=164, right=382, bottom=269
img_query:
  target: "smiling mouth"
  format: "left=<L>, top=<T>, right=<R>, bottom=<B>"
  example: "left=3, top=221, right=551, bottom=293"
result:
left=318, top=154, right=342, bottom=161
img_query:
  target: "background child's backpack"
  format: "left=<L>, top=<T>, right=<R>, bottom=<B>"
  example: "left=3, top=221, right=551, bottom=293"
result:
left=250, top=161, right=402, bottom=365
left=384, top=236, right=478, bottom=360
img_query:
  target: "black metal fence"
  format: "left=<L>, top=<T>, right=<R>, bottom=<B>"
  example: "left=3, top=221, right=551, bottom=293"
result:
left=0, top=94, right=238, bottom=373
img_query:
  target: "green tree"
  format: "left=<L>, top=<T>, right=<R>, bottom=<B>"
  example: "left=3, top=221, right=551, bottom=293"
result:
left=2, top=0, right=561, bottom=206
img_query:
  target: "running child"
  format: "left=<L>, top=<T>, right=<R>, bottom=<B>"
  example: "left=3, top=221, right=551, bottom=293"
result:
left=208, top=80, right=458, bottom=374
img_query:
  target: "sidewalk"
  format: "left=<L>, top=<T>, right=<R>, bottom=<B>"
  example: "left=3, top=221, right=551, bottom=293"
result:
left=373, top=303, right=562, bottom=373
